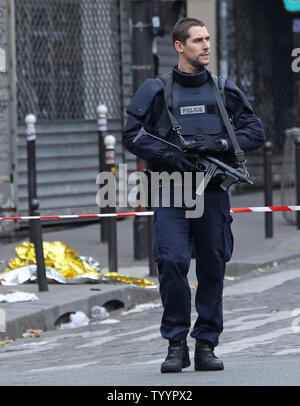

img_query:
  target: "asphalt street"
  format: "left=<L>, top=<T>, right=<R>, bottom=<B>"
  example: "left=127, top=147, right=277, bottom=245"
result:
left=0, top=256, right=299, bottom=386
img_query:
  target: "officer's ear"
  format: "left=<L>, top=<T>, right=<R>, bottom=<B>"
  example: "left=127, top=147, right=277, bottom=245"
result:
left=174, top=40, right=184, bottom=54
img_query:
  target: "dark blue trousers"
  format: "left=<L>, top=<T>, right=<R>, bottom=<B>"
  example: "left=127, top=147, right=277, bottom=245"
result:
left=153, top=188, right=233, bottom=348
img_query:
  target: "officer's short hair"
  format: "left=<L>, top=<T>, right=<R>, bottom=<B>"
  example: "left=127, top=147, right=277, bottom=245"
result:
left=172, top=18, right=205, bottom=45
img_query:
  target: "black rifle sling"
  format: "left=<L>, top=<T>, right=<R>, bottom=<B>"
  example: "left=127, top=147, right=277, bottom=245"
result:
left=208, top=72, right=246, bottom=165
left=157, top=72, right=181, bottom=133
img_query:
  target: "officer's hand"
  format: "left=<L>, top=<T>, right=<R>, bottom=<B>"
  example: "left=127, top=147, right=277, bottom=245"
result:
left=185, top=138, right=228, bottom=153
left=163, top=150, right=198, bottom=172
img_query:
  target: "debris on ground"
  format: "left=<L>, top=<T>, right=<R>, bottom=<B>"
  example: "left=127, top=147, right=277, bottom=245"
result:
left=22, top=329, right=43, bottom=338
left=121, top=302, right=161, bottom=315
left=97, top=319, right=120, bottom=324
left=224, top=276, right=240, bottom=281
left=0, top=291, right=39, bottom=303
left=0, top=338, right=15, bottom=347
left=0, top=241, right=155, bottom=287
left=90, top=305, right=109, bottom=321
left=59, top=311, right=90, bottom=330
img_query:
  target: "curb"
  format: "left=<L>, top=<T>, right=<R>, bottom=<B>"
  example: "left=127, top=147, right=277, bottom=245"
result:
left=0, top=283, right=160, bottom=340
left=226, top=252, right=300, bottom=276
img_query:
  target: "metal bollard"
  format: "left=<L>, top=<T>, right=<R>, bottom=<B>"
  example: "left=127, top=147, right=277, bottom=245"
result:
left=97, top=104, right=109, bottom=243
left=264, top=141, right=273, bottom=238
left=295, top=136, right=300, bottom=229
left=31, top=199, right=48, bottom=292
left=25, top=114, right=38, bottom=243
left=25, top=115, right=48, bottom=291
left=104, top=135, right=118, bottom=273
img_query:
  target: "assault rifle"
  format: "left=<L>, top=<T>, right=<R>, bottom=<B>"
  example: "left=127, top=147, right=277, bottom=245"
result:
left=192, top=154, right=253, bottom=193
left=133, top=127, right=253, bottom=193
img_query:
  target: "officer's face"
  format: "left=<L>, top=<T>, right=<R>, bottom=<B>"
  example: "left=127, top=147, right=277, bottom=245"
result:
left=175, top=26, right=210, bottom=72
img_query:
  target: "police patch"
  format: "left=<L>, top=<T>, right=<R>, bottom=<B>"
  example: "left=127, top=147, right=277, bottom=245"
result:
left=180, top=105, right=206, bottom=115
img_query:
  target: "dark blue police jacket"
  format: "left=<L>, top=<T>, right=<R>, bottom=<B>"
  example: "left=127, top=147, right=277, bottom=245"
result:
left=123, top=66, right=265, bottom=171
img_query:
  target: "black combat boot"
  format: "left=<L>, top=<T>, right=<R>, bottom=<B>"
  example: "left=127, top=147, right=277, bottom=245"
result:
left=194, top=341, right=224, bottom=371
left=161, top=338, right=190, bottom=373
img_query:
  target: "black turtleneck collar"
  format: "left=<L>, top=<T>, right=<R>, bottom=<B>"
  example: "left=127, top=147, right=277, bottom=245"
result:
left=172, top=65, right=209, bottom=87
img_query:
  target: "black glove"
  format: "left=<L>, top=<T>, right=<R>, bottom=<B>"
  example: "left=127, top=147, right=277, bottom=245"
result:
left=185, top=138, right=228, bottom=153
left=163, top=150, right=198, bottom=172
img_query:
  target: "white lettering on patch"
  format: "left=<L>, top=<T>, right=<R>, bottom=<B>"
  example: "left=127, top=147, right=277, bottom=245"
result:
left=180, top=105, right=206, bottom=115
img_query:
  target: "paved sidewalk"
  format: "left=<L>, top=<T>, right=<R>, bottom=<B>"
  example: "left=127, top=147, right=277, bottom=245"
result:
left=0, top=188, right=299, bottom=340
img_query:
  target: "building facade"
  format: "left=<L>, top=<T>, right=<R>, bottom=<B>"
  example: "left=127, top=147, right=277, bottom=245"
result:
left=0, top=0, right=181, bottom=235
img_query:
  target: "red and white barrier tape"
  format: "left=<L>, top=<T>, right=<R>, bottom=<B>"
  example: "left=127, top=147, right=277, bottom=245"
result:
left=0, top=206, right=300, bottom=221
left=230, top=206, right=300, bottom=213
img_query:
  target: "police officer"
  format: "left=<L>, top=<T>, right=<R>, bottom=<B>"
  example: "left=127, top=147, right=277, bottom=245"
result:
left=123, top=18, right=265, bottom=373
